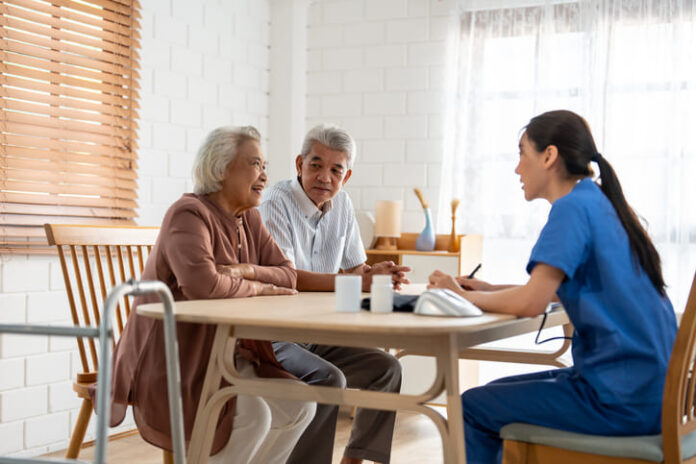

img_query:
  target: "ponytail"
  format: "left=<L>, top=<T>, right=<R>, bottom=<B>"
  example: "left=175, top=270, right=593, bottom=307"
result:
left=525, top=110, right=666, bottom=296
left=593, top=153, right=666, bottom=296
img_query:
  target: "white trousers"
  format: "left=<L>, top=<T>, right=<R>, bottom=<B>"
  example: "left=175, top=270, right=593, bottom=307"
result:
left=209, top=341, right=316, bottom=464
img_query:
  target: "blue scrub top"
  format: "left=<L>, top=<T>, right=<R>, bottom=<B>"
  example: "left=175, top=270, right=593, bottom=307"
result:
left=527, top=178, right=677, bottom=406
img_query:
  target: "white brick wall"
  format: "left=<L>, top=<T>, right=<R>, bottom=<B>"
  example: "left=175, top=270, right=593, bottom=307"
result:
left=366, top=0, right=408, bottom=19
left=26, top=292, right=69, bottom=324
left=0, top=0, right=273, bottom=456
left=25, top=353, right=71, bottom=387
left=0, top=334, right=48, bottom=359
left=0, top=386, right=48, bottom=422
left=0, top=359, right=24, bottom=392
left=24, top=412, right=70, bottom=448
left=1, top=261, right=49, bottom=293
left=306, top=0, right=457, bottom=230
left=362, top=139, right=405, bottom=163
left=138, top=0, right=271, bottom=227
left=0, top=421, right=23, bottom=455
left=0, top=0, right=464, bottom=456
left=48, top=381, right=82, bottom=414
left=0, top=294, right=25, bottom=324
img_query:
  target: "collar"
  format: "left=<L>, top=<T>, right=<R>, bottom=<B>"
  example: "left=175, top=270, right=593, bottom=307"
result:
left=198, top=193, right=245, bottom=224
left=291, top=176, right=332, bottom=218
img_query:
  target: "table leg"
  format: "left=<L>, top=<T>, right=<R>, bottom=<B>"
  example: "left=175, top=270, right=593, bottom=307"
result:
left=434, top=333, right=466, bottom=464
left=187, top=325, right=230, bottom=464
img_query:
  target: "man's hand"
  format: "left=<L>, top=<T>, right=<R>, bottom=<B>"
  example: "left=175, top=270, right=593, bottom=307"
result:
left=455, top=276, right=493, bottom=291
left=427, top=270, right=464, bottom=294
left=248, top=280, right=298, bottom=296
left=352, top=261, right=411, bottom=291
left=217, top=263, right=255, bottom=280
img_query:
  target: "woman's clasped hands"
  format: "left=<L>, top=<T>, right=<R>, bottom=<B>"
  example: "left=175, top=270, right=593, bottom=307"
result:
left=217, top=263, right=297, bottom=296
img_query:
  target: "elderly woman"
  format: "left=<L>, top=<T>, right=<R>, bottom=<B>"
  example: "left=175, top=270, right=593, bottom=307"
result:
left=109, top=126, right=316, bottom=464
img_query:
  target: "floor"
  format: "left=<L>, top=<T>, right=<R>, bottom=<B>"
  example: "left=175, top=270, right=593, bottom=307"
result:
left=44, top=408, right=445, bottom=463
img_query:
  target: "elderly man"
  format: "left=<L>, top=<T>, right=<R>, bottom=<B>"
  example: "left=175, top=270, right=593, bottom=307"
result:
left=258, top=124, right=408, bottom=464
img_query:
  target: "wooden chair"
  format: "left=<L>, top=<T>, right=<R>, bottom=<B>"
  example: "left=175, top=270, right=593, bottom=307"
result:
left=43, top=224, right=174, bottom=463
left=500, top=271, right=696, bottom=464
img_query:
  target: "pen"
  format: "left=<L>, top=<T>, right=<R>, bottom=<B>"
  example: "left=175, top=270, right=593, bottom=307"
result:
left=467, top=263, right=482, bottom=279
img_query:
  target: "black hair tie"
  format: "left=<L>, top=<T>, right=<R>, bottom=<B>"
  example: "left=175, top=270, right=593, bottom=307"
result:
left=591, top=152, right=602, bottom=163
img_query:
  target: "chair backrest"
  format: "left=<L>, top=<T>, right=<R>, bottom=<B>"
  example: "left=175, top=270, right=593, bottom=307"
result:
left=662, top=272, right=696, bottom=463
left=44, top=224, right=160, bottom=376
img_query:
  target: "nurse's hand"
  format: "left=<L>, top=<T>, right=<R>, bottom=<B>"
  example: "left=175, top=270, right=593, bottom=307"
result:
left=455, top=276, right=493, bottom=291
left=427, top=270, right=463, bottom=294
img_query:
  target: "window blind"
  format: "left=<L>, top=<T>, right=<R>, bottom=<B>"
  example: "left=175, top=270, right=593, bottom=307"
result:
left=1, top=0, right=141, bottom=253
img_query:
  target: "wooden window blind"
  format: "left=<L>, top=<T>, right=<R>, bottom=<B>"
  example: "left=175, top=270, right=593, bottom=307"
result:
left=1, top=0, right=142, bottom=254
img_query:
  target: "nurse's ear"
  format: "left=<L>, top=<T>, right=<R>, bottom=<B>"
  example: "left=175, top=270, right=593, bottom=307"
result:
left=542, top=145, right=560, bottom=170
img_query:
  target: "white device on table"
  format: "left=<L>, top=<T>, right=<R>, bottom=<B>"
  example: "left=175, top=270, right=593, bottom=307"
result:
left=414, top=288, right=483, bottom=317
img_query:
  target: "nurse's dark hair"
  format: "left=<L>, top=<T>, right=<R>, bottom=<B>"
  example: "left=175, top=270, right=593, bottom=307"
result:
left=524, top=110, right=666, bottom=296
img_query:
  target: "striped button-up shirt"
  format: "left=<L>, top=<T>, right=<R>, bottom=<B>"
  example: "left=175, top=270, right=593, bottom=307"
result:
left=258, top=178, right=366, bottom=273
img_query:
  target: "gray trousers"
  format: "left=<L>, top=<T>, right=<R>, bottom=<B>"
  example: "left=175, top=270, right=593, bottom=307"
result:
left=272, top=342, right=403, bottom=464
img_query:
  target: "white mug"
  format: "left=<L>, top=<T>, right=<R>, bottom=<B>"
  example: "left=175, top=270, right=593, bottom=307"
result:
left=335, top=275, right=362, bottom=312
left=370, top=275, right=393, bottom=313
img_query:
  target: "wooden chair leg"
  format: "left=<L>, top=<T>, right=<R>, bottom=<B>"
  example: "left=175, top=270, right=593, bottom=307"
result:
left=162, top=450, right=174, bottom=464
left=66, top=399, right=93, bottom=459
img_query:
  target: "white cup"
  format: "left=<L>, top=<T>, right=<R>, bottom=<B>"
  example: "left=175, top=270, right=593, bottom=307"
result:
left=372, top=275, right=392, bottom=286
left=370, top=275, right=394, bottom=313
left=335, top=275, right=362, bottom=312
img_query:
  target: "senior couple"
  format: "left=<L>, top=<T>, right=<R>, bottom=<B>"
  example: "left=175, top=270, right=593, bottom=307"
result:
left=109, top=124, right=409, bottom=464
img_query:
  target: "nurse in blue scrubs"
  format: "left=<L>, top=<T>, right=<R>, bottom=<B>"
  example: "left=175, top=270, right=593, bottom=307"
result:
left=427, top=110, right=677, bottom=464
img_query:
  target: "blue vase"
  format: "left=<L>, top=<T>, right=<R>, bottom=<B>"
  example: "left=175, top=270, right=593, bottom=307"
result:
left=416, top=207, right=436, bottom=251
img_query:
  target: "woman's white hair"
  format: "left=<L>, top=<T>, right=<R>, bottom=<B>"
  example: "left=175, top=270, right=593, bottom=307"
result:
left=192, top=126, right=261, bottom=195
left=300, top=123, right=356, bottom=168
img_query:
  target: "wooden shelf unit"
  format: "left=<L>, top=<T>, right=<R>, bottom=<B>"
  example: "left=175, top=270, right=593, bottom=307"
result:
left=366, top=233, right=483, bottom=283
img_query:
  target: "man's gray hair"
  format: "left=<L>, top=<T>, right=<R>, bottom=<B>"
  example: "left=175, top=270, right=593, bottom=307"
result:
left=300, top=123, right=356, bottom=168
left=192, top=126, right=261, bottom=195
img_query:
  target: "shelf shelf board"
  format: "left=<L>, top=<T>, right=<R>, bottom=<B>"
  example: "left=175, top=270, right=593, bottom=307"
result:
left=366, top=249, right=460, bottom=257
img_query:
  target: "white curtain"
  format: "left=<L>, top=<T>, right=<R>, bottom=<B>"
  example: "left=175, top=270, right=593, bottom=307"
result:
left=440, top=0, right=696, bottom=309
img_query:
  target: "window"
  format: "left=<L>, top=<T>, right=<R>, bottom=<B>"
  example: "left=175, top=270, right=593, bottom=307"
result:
left=1, top=0, right=141, bottom=253
left=441, top=0, right=696, bottom=308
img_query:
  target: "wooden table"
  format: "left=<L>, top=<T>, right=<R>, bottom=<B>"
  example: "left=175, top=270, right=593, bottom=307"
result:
left=139, top=291, right=570, bottom=464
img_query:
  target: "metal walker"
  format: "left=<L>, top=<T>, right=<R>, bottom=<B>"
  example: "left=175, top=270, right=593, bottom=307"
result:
left=0, top=280, right=186, bottom=464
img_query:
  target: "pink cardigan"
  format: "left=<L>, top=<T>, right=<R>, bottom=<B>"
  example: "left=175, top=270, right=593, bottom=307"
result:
left=108, top=194, right=297, bottom=454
